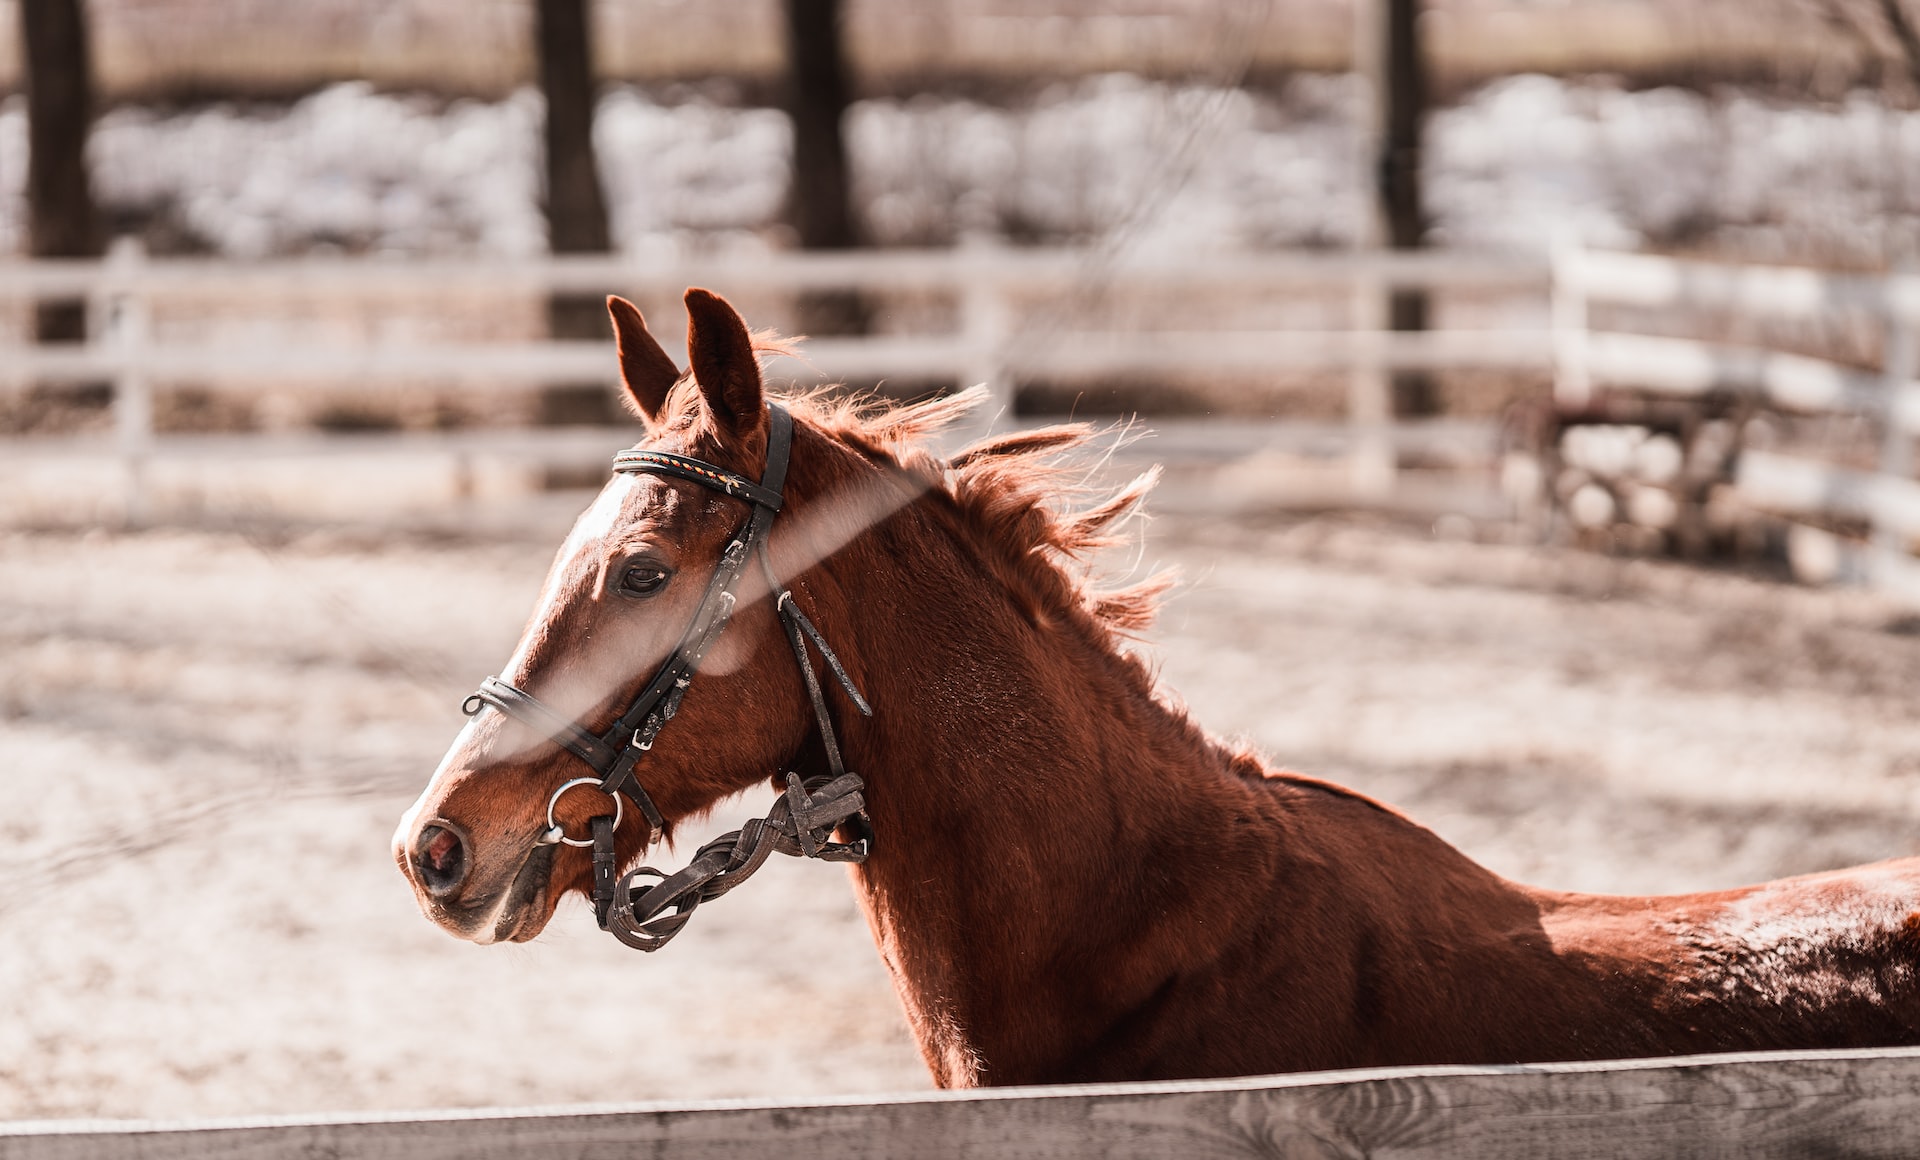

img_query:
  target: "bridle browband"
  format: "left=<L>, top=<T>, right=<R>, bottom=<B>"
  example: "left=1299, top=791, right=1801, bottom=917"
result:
left=460, top=403, right=874, bottom=951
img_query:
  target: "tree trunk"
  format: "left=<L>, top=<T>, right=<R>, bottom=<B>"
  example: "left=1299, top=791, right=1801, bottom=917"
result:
left=1381, top=0, right=1437, bottom=416
left=784, top=0, right=868, bottom=336
left=20, top=0, right=101, bottom=344
left=535, top=0, right=620, bottom=425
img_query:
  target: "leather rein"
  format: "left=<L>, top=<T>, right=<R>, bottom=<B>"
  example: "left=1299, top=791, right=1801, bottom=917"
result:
left=460, top=403, right=874, bottom=951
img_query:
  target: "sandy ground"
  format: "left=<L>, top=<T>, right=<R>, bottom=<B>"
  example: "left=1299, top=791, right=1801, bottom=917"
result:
left=3, top=503, right=1920, bottom=1122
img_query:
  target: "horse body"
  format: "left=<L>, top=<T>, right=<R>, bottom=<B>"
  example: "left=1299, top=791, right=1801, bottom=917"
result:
left=394, top=287, right=1920, bottom=1089
left=807, top=472, right=1920, bottom=1084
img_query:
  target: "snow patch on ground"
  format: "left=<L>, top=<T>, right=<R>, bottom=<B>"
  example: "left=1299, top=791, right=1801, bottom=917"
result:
left=0, top=96, right=26, bottom=256
left=851, top=73, right=1365, bottom=252
left=86, top=83, right=547, bottom=258
left=594, top=87, right=791, bottom=252
left=6, top=75, right=1920, bottom=263
left=1427, top=75, right=1920, bottom=262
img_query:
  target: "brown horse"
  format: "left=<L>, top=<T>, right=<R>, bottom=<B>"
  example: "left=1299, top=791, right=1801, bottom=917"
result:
left=394, top=288, right=1920, bottom=1088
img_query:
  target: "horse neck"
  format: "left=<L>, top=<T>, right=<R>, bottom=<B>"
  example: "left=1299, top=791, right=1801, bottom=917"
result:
left=824, top=498, right=1224, bottom=820
left=809, top=501, right=1338, bottom=1082
left=803, top=493, right=1559, bottom=1085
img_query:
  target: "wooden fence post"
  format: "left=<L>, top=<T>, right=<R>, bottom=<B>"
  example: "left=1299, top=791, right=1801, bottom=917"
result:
left=1348, top=0, right=1395, bottom=500
left=107, top=236, right=152, bottom=526
left=1876, top=267, right=1918, bottom=591
left=1551, top=234, right=1590, bottom=410
left=1347, top=270, right=1395, bottom=498
left=959, top=228, right=1009, bottom=437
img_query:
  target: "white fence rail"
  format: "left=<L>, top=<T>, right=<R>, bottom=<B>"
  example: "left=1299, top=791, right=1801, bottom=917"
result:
left=1551, top=247, right=1920, bottom=596
left=2, top=242, right=1917, bottom=593
left=0, top=241, right=1554, bottom=389
left=0, top=240, right=1551, bottom=522
left=5, top=1047, right=1920, bottom=1159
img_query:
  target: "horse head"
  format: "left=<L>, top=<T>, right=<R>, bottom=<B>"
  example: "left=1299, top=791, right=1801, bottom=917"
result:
left=393, top=288, right=869, bottom=945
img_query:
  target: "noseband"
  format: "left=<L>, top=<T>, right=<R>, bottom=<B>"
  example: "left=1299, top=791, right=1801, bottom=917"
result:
left=461, top=403, right=874, bottom=951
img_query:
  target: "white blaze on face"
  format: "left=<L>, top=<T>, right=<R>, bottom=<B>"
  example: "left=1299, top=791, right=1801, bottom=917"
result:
left=502, top=472, right=640, bottom=685
left=393, top=710, right=490, bottom=853
left=396, top=474, right=640, bottom=837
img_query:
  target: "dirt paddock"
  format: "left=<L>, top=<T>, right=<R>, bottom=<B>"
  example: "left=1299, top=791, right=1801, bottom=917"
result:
left=4, top=501, right=1920, bottom=1120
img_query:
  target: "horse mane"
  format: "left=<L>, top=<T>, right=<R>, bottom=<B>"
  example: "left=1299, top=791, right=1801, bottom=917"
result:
left=784, top=382, right=1173, bottom=643
left=643, top=331, right=1171, bottom=641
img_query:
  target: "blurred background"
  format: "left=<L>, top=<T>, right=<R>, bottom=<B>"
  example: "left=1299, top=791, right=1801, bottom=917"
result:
left=3, top=0, right=1920, bottom=1125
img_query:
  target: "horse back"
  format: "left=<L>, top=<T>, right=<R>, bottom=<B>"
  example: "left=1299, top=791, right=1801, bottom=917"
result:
left=1548, top=857, right=1920, bottom=1052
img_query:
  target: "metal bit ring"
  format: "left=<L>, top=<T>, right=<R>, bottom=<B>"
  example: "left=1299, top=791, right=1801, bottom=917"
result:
left=542, top=778, right=623, bottom=848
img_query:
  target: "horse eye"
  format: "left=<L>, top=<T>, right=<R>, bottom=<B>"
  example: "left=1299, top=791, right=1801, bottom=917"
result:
left=619, top=565, right=671, bottom=597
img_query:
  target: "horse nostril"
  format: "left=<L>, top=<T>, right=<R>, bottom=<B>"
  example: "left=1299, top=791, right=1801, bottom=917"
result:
left=413, top=825, right=468, bottom=897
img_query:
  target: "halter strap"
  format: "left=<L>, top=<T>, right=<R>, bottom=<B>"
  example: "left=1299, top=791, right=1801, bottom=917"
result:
left=460, top=402, right=872, bottom=950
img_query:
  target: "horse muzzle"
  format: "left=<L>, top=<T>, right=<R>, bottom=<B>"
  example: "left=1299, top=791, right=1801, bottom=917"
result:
left=395, top=817, right=559, bottom=944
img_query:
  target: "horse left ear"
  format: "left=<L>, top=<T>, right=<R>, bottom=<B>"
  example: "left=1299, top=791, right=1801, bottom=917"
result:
left=607, top=296, right=680, bottom=426
left=683, top=287, right=764, bottom=440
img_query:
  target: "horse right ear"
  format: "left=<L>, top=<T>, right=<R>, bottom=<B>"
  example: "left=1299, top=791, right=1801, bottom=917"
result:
left=607, top=296, right=681, bottom=425
left=683, top=287, right=765, bottom=440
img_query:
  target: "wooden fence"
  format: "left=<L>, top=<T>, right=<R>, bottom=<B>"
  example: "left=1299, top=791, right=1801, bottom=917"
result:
left=5, top=1047, right=1920, bottom=1159
left=5, top=256, right=1920, bottom=1147
left=0, top=239, right=1551, bottom=412
left=2, top=241, right=1918, bottom=595
left=1555, top=246, right=1920, bottom=600
left=0, top=239, right=1546, bottom=523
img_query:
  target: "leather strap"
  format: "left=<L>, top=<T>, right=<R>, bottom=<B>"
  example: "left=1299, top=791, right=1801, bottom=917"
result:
left=610, top=450, right=784, bottom=511
left=604, top=772, right=869, bottom=951
left=591, top=814, right=620, bottom=929
left=465, top=676, right=619, bottom=769
left=466, top=676, right=670, bottom=834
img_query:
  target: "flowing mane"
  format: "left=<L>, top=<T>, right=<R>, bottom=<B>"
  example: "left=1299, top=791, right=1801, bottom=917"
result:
left=781, top=384, right=1173, bottom=640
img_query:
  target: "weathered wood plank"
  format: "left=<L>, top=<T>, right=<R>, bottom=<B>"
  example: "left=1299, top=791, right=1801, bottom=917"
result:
left=1571, top=248, right=1892, bottom=319
left=1738, top=450, right=1920, bottom=537
left=1584, top=332, right=1888, bottom=412
left=6, top=1048, right=1920, bottom=1160
left=0, top=249, right=1548, bottom=299
left=0, top=329, right=1552, bottom=390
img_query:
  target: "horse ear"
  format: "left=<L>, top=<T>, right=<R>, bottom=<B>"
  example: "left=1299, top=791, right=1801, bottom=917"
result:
left=683, top=287, right=764, bottom=439
left=607, top=296, right=680, bottom=425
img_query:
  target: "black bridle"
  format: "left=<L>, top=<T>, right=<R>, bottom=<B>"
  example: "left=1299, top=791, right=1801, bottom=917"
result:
left=461, top=403, right=874, bottom=951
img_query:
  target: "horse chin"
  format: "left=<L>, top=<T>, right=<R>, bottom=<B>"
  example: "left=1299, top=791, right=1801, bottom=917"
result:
left=472, top=839, right=558, bottom=945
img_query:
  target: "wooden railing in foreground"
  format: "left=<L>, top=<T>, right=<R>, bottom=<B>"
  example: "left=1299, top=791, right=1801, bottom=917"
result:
left=5, top=1047, right=1920, bottom=1159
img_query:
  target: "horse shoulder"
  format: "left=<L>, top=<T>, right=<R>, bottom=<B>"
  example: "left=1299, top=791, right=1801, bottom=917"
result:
left=1161, top=771, right=1588, bottom=1068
